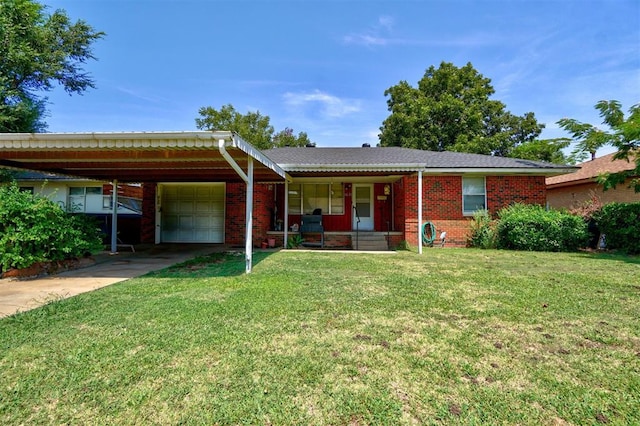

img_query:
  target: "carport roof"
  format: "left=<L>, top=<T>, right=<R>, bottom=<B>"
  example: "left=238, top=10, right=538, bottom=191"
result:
left=0, top=131, right=288, bottom=183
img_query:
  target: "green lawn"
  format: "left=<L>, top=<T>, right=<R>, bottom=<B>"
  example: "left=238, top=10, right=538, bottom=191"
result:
left=1, top=249, right=639, bottom=425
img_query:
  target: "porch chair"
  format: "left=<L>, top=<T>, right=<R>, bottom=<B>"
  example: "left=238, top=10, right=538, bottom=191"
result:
left=300, top=209, right=324, bottom=248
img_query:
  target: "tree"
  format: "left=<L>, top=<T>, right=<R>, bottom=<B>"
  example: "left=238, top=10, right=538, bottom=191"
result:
left=379, top=62, right=545, bottom=157
left=510, top=138, right=573, bottom=164
left=557, top=103, right=617, bottom=161
left=272, top=127, right=312, bottom=148
left=195, top=104, right=314, bottom=149
left=0, top=0, right=104, bottom=132
left=590, top=101, right=640, bottom=192
left=0, top=168, right=17, bottom=183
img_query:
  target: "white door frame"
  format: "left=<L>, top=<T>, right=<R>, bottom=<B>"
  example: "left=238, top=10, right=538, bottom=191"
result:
left=352, top=184, right=374, bottom=231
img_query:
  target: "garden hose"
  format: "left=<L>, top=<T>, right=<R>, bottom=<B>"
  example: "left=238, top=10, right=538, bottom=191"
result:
left=421, top=221, right=436, bottom=246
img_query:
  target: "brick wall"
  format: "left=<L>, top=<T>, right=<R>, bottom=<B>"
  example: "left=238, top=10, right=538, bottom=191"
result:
left=225, top=182, right=275, bottom=247
left=102, top=183, right=143, bottom=199
left=401, top=174, right=548, bottom=247
left=487, top=175, right=546, bottom=214
left=140, top=183, right=156, bottom=244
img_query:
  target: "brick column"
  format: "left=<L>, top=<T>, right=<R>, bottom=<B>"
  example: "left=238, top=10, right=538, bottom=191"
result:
left=141, top=183, right=156, bottom=244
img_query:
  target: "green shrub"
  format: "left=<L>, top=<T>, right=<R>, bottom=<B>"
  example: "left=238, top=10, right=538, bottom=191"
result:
left=467, top=210, right=496, bottom=249
left=0, top=184, right=104, bottom=271
left=593, top=202, right=640, bottom=254
left=495, top=203, right=588, bottom=252
left=286, top=234, right=304, bottom=249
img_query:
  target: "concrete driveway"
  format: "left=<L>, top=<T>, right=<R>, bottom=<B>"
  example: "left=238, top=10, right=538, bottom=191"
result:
left=0, top=244, right=224, bottom=318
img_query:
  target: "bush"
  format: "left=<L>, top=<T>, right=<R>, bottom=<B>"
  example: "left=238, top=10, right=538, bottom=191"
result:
left=593, top=202, right=640, bottom=254
left=467, top=210, right=496, bottom=249
left=495, top=203, right=588, bottom=252
left=0, top=184, right=104, bottom=272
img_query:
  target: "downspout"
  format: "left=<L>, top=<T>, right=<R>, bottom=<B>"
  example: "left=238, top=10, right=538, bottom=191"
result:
left=418, top=171, right=423, bottom=255
left=218, top=139, right=253, bottom=273
left=284, top=180, right=289, bottom=247
left=111, top=179, right=119, bottom=254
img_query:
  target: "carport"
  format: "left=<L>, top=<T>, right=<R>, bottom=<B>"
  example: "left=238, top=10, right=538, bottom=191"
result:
left=0, top=131, right=289, bottom=273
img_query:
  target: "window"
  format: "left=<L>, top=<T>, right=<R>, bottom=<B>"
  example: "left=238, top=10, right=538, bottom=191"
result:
left=288, top=183, right=344, bottom=215
left=462, top=177, right=486, bottom=215
left=68, top=186, right=103, bottom=212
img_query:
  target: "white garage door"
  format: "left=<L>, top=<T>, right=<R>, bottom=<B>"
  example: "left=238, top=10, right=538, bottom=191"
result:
left=161, top=184, right=225, bottom=243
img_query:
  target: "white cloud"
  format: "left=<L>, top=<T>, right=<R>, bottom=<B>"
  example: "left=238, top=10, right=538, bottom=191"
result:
left=116, top=87, right=167, bottom=103
left=282, top=90, right=361, bottom=118
left=378, top=15, right=394, bottom=31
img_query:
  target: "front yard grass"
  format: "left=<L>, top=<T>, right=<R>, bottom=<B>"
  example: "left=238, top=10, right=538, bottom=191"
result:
left=1, top=249, right=639, bottom=425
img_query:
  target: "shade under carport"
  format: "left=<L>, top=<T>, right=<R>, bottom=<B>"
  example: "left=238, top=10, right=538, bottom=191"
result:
left=0, top=131, right=289, bottom=273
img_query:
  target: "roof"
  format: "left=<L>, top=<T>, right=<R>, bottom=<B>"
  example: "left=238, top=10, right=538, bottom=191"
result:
left=546, top=152, right=637, bottom=188
left=264, top=146, right=576, bottom=175
left=3, top=169, right=83, bottom=181
left=0, top=131, right=288, bottom=183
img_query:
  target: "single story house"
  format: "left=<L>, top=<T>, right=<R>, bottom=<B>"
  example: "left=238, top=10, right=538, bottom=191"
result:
left=0, top=131, right=574, bottom=272
left=546, top=152, right=640, bottom=209
left=4, top=169, right=142, bottom=244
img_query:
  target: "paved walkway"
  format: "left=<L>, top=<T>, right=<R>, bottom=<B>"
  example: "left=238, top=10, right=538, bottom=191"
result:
left=0, top=244, right=223, bottom=318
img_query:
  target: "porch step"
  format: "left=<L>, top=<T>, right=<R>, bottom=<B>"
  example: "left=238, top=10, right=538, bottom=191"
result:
left=352, top=233, right=389, bottom=251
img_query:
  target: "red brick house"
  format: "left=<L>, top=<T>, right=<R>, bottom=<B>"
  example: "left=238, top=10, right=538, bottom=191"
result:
left=0, top=131, right=574, bottom=271
left=263, top=147, right=572, bottom=250
left=546, top=152, right=640, bottom=209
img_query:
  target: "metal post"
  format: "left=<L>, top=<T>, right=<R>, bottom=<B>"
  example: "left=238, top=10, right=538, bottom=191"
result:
left=284, top=181, right=289, bottom=247
left=110, top=179, right=118, bottom=254
left=418, top=171, right=423, bottom=255
left=245, top=157, right=254, bottom=273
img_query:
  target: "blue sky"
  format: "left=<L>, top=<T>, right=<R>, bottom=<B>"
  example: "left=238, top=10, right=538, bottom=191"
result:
left=43, top=0, right=639, bottom=155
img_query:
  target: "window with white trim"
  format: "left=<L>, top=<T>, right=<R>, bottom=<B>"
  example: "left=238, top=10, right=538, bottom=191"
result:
left=462, top=176, right=486, bottom=215
left=68, top=186, right=102, bottom=212
left=288, top=183, right=344, bottom=215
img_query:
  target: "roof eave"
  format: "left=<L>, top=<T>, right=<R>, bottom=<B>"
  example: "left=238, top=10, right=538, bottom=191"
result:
left=422, top=167, right=578, bottom=175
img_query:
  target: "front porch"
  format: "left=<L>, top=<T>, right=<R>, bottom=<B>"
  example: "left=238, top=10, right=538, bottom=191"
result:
left=266, top=231, right=404, bottom=251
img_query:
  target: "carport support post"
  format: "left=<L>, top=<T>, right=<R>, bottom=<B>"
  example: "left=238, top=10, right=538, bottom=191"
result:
left=283, top=180, right=289, bottom=246
left=111, top=180, right=119, bottom=254
left=245, top=157, right=254, bottom=273
left=418, top=171, right=423, bottom=255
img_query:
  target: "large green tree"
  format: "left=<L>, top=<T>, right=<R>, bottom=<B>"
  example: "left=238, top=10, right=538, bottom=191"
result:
left=0, top=0, right=104, bottom=132
left=379, top=62, right=545, bottom=157
left=196, top=104, right=313, bottom=150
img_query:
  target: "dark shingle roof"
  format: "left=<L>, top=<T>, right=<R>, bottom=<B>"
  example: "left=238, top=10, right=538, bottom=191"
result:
left=3, top=169, right=80, bottom=181
left=264, top=147, right=574, bottom=172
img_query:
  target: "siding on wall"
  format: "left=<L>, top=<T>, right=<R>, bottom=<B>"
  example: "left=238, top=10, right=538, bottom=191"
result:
left=547, top=179, right=640, bottom=209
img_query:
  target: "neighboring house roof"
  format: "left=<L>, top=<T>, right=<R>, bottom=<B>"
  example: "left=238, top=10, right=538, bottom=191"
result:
left=6, top=169, right=89, bottom=182
left=546, top=152, right=637, bottom=188
left=264, top=147, right=576, bottom=175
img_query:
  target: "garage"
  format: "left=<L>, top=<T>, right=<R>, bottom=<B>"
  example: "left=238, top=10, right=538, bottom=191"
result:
left=159, top=183, right=225, bottom=243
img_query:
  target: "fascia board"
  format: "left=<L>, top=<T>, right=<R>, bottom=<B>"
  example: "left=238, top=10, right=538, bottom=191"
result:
left=421, top=167, right=579, bottom=175
left=228, top=133, right=288, bottom=180
left=278, top=164, right=423, bottom=173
